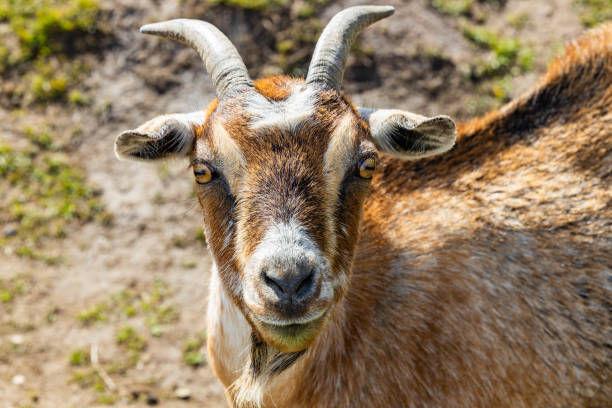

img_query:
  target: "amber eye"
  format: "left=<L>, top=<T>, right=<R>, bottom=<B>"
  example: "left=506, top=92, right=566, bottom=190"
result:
left=194, top=163, right=213, bottom=185
left=358, top=157, right=376, bottom=179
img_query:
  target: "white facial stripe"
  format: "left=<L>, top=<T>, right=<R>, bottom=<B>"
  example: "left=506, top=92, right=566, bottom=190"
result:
left=322, top=111, right=360, bottom=257
left=196, top=120, right=246, bottom=192
left=245, top=84, right=318, bottom=130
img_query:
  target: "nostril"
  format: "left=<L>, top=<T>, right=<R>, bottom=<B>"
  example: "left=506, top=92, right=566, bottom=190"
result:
left=262, top=271, right=286, bottom=295
left=295, top=270, right=314, bottom=297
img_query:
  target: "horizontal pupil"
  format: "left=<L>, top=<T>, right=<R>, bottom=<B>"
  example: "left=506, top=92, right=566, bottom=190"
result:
left=194, top=170, right=208, bottom=175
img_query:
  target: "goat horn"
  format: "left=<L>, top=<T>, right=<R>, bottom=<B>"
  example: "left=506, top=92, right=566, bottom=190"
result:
left=306, top=5, right=394, bottom=91
left=140, top=19, right=253, bottom=100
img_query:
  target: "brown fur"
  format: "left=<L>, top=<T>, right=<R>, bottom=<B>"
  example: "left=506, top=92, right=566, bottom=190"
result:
left=197, top=26, right=611, bottom=407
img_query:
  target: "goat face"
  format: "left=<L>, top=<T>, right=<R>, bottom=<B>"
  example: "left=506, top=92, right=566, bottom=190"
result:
left=114, top=7, right=456, bottom=353
left=193, top=78, right=376, bottom=352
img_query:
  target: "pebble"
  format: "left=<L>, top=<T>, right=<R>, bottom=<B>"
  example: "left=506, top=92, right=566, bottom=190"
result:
left=3, top=224, right=17, bottom=237
left=175, top=387, right=191, bottom=400
left=12, top=375, right=25, bottom=385
left=9, top=334, right=24, bottom=345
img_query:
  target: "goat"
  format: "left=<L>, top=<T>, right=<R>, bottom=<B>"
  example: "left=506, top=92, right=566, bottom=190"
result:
left=115, top=6, right=611, bottom=407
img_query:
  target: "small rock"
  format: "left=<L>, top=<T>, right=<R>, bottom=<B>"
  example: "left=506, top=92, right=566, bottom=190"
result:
left=146, top=395, right=158, bottom=405
left=3, top=224, right=17, bottom=237
left=12, top=374, right=25, bottom=385
left=9, top=334, right=24, bottom=345
left=175, top=387, right=191, bottom=400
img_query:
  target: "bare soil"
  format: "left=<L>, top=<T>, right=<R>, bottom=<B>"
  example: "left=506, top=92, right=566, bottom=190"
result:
left=0, top=0, right=593, bottom=407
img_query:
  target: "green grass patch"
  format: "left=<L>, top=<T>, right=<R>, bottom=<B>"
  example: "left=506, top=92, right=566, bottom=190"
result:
left=182, top=260, right=197, bottom=269
left=71, top=364, right=120, bottom=403
left=77, top=302, right=109, bottom=325
left=207, top=0, right=285, bottom=11
left=72, top=368, right=105, bottom=390
left=77, top=280, right=179, bottom=336
left=574, top=0, right=612, bottom=27
left=69, top=348, right=90, bottom=366
left=507, top=12, right=529, bottom=29
left=0, top=137, right=108, bottom=263
left=97, top=393, right=119, bottom=405
left=195, top=227, right=207, bottom=246
left=169, top=227, right=207, bottom=249
left=429, top=0, right=473, bottom=16
left=0, top=274, right=31, bottom=303
left=0, top=0, right=100, bottom=61
left=462, top=24, right=533, bottom=79
left=0, top=0, right=104, bottom=105
left=183, top=332, right=207, bottom=367
left=23, top=126, right=53, bottom=150
left=116, top=326, right=147, bottom=352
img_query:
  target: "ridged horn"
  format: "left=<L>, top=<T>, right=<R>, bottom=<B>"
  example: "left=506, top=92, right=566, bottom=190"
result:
left=140, top=19, right=253, bottom=100
left=306, top=5, right=394, bottom=91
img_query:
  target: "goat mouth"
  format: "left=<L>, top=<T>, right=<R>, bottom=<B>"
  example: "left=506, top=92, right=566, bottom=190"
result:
left=255, top=308, right=327, bottom=326
left=263, top=322, right=315, bottom=338
left=252, top=309, right=330, bottom=352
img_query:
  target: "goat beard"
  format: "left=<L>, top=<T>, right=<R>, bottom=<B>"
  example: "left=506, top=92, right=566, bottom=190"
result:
left=228, top=332, right=306, bottom=408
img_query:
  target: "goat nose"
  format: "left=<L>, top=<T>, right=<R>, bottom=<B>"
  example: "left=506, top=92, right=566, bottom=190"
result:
left=262, top=266, right=315, bottom=299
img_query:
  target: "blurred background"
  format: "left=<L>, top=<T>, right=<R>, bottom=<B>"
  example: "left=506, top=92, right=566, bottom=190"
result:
left=0, top=0, right=609, bottom=406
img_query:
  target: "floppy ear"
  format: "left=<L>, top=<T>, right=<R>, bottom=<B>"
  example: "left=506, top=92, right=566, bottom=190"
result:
left=114, top=111, right=206, bottom=161
left=359, top=108, right=456, bottom=160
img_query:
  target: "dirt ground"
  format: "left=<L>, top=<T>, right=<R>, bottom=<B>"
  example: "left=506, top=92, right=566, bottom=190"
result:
left=0, top=0, right=599, bottom=407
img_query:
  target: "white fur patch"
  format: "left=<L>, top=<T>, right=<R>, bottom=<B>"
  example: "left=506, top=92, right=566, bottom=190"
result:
left=207, top=263, right=251, bottom=381
left=245, top=84, right=318, bottom=130
left=322, top=112, right=360, bottom=257
left=209, top=120, right=246, bottom=192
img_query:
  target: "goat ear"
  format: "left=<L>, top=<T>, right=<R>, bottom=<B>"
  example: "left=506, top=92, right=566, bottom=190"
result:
left=115, top=111, right=206, bottom=161
left=359, top=108, right=456, bottom=160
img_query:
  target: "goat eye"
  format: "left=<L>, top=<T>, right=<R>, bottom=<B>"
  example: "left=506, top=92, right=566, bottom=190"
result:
left=194, top=164, right=213, bottom=184
left=358, top=157, right=376, bottom=179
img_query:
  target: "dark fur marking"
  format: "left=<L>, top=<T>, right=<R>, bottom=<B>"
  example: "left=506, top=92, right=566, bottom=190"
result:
left=132, top=129, right=185, bottom=159
left=249, top=332, right=306, bottom=380
left=270, top=349, right=306, bottom=374
left=387, top=127, right=431, bottom=154
left=250, top=332, right=268, bottom=378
